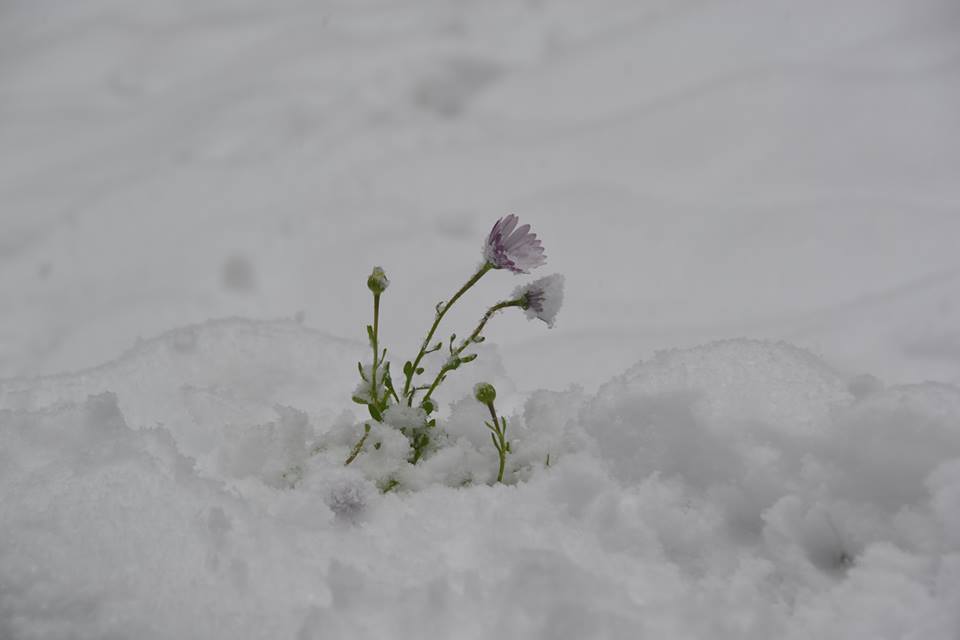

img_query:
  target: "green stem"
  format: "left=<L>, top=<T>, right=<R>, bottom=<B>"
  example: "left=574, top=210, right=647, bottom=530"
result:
left=419, top=298, right=524, bottom=409
left=370, top=293, right=380, bottom=407
left=457, top=298, right=523, bottom=354
left=403, top=262, right=493, bottom=404
left=486, top=402, right=507, bottom=482
left=344, top=424, right=370, bottom=466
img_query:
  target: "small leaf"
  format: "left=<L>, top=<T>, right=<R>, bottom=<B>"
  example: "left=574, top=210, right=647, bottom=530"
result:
left=427, top=419, right=436, bottom=427
left=352, top=395, right=368, bottom=405
left=473, top=336, right=485, bottom=343
left=366, top=325, right=375, bottom=345
left=357, top=362, right=367, bottom=381
left=505, top=441, right=511, bottom=453
left=490, top=433, right=499, bottom=450
left=460, top=353, right=477, bottom=364
left=368, top=404, right=383, bottom=421
left=403, top=361, right=413, bottom=376
left=422, top=399, right=435, bottom=414
left=416, top=367, right=424, bottom=375
left=374, top=441, right=381, bottom=450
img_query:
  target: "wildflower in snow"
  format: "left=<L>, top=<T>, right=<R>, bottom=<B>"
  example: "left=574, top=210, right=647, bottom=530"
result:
left=513, top=273, right=564, bottom=328
left=483, top=214, right=546, bottom=274
left=346, top=213, right=561, bottom=471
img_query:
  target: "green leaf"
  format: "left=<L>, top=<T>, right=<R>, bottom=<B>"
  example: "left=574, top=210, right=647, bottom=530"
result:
left=460, top=353, right=477, bottom=364
left=357, top=362, right=367, bottom=381
left=416, top=367, right=424, bottom=375
left=352, top=395, right=368, bottom=405
left=403, top=361, right=413, bottom=376
left=422, top=399, right=435, bottom=414
left=490, top=433, right=499, bottom=450
left=366, top=325, right=375, bottom=346
left=368, top=404, right=383, bottom=421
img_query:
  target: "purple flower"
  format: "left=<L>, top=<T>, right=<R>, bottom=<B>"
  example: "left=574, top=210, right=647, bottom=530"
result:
left=484, top=214, right=546, bottom=274
left=513, top=273, right=564, bottom=328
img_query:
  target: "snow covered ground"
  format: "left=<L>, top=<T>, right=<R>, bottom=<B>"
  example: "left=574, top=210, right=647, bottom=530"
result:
left=2, top=0, right=960, bottom=638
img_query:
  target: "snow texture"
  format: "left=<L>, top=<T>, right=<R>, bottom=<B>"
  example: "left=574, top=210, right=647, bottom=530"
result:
left=2, top=0, right=960, bottom=638
left=2, top=328, right=960, bottom=639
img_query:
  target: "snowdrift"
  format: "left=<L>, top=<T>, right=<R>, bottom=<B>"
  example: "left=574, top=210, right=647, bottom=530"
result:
left=2, top=319, right=959, bottom=639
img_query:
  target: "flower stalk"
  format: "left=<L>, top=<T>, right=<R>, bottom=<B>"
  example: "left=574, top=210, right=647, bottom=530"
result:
left=475, top=383, right=509, bottom=482
left=344, top=423, right=371, bottom=466
left=419, top=298, right=524, bottom=409
left=402, top=261, right=493, bottom=405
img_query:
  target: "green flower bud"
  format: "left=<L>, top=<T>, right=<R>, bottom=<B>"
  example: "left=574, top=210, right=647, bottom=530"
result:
left=474, top=382, right=497, bottom=405
left=367, top=266, right=390, bottom=294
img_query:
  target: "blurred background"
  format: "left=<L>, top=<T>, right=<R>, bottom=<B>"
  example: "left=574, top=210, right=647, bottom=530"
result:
left=2, top=0, right=959, bottom=391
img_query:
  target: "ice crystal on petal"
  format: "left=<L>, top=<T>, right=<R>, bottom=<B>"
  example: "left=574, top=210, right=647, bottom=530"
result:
left=513, top=273, right=564, bottom=328
left=483, top=214, right=546, bottom=274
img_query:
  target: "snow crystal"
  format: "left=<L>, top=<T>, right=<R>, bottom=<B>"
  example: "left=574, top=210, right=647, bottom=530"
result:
left=382, top=404, right=428, bottom=431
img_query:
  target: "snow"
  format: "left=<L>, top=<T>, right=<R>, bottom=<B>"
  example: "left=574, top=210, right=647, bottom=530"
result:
left=2, top=0, right=960, bottom=637
left=3, top=331, right=960, bottom=638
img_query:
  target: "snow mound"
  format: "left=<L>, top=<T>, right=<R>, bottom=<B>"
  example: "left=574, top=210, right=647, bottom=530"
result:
left=1, top=335, right=959, bottom=638
left=0, top=318, right=363, bottom=477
